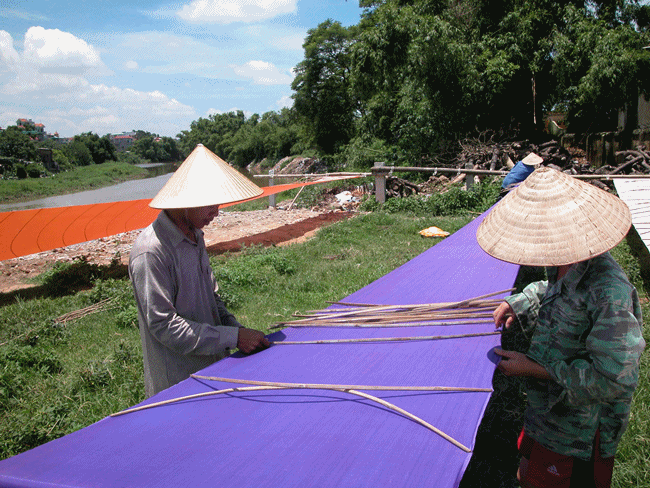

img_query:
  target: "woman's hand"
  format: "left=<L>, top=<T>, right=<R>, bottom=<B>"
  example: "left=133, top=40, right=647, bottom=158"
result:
left=493, top=301, right=516, bottom=330
left=494, top=348, right=550, bottom=379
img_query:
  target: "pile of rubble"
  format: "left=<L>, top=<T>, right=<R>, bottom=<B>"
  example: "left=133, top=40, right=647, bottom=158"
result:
left=414, top=138, right=650, bottom=195
left=450, top=138, right=650, bottom=177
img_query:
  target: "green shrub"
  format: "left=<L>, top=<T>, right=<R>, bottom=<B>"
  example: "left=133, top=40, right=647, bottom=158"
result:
left=26, top=163, right=49, bottom=178
left=15, top=163, right=27, bottom=179
left=37, top=257, right=102, bottom=296
left=364, top=178, right=501, bottom=217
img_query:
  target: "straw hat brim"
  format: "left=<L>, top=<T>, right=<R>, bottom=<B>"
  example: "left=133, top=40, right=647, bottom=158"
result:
left=150, top=144, right=263, bottom=209
left=521, top=153, right=543, bottom=167
left=476, top=167, right=631, bottom=266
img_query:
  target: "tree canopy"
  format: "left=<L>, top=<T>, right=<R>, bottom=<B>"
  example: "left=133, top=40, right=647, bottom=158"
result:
left=177, top=0, right=650, bottom=169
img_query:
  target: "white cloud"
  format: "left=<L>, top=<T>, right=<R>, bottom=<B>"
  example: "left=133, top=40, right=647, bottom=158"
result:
left=177, top=0, right=298, bottom=24
left=205, top=107, right=252, bottom=118
left=233, top=60, right=292, bottom=85
left=22, top=26, right=109, bottom=76
left=0, top=29, right=196, bottom=137
left=0, top=31, right=20, bottom=68
left=274, top=94, right=293, bottom=110
left=124, top=60, right=138, bottom=70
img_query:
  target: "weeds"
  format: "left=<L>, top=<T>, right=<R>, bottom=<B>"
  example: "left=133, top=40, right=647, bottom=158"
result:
left=360, top=178, right=501, bottom=217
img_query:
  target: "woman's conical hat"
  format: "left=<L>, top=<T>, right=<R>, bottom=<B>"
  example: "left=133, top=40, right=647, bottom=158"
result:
left=150, top=144, right=263, bottom=209
left=476, top=167, right=631, bottom=266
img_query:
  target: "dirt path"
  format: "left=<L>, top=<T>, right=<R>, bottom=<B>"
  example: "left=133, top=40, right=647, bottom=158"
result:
left=0, top=207, right=355, bottom=295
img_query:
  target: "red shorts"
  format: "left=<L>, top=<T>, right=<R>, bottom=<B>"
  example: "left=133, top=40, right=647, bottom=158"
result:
left=517, top=429, right=615, bottom=488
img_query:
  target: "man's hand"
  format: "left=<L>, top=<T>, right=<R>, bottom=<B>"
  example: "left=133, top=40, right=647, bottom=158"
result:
left=494, top=348, right=551, bottom=379
left=237, top=328, right=270, bottom=354
left=493, top=301, right=516, bottom=330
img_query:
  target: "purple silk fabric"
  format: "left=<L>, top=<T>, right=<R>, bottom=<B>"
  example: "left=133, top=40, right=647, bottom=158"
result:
left=0, top=210, right=519, bottom=488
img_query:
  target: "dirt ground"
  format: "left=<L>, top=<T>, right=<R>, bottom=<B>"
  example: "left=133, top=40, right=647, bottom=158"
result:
left=0, top=207, right=355, bottom=295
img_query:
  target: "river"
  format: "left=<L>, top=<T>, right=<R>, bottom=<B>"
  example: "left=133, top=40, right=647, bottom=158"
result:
left=0, top=165, right=285, bottom=213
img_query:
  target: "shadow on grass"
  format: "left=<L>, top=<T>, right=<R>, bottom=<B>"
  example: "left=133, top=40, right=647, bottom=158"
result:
left=0, top=258, right=128, bottom=307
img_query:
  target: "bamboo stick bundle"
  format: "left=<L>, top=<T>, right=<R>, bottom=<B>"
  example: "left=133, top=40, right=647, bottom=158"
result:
left=276, top=288, right=513, bottom=327
left=270, top=312, right=495, bottom=329
left=321, top=297, right=504, bottom=311
left=272, top=311, right=495, bottom=328
left=291, top=309, right=494, bottom=323
left=272, top=289, right=511, bottom=329
left=274, top=318, right=494, bottom=328
left=297, top=303, right=499, bottom=319
left=54, top=298, right=116, bottom=324
left=286, top=304, right=495, bottom=322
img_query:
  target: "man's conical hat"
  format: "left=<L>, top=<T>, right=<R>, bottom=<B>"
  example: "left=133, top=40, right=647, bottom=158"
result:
left=476, top=167, right=631, bottom=266
left=149, top=144, right=263, bottom=209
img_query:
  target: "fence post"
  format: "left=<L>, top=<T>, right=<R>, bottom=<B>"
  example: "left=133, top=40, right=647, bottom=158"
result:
left=465, top=163, right=475, bottom=189
left=374, top=161, right=386, bottom=203
left=268, top=169, right=276, bottom=208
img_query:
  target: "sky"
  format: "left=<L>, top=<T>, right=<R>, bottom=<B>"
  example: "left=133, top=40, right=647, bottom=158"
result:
left=0, top=0, right=363, bottom=138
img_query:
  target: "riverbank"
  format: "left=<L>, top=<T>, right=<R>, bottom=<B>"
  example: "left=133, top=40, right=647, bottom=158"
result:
left=0, top=163, right=156, bottom=206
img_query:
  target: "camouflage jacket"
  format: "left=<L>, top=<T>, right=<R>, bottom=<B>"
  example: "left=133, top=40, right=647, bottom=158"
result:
left=506, top=252, right=645, bottom=460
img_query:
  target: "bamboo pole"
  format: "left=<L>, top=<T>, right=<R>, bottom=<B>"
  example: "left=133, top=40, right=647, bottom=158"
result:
left=111, top=382, right=475, bottom=452
left=344, top=389, right=472, bottom=452
left=270, top=331, right=499, bottom=345
left=190, top=375, right=493, bottom=393
left=191, top=376, right=485, bottom=452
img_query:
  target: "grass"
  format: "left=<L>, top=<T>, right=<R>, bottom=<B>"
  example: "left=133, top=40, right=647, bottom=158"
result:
left=0, top=162, right=151, bottom=204
left=0, top=180, right=648, bottom=487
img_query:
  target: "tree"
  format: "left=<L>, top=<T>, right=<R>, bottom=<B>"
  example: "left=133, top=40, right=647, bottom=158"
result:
left=344, top=0, right=650, bottom=165
left=65, top=140, right=93, bottom=166
left=292, top=20, right=359, bottom=154
left=73, top=133, right=117, bottom=165
left=549, top=5, right=650, bottom=133
left=177, top=111, right=248, bottom=162
left=0, top=126, right=40, bottom=161
left=131, top=136, right=181, bottom=162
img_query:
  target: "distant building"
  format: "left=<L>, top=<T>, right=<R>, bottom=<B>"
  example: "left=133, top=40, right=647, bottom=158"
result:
left=15, top=118, right=61, bottom=142
left=16, top=118, right=45, bottom=141
left=110, top=132, right=136, bottom=152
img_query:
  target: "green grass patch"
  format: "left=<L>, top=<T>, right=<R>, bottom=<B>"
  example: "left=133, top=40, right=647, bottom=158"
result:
left=211, top=212, right=470, bottom=328
left=0, top=162, right=150, bottom=204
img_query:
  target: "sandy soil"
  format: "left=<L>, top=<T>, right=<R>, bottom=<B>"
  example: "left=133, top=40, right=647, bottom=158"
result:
left=0, top=207, right=355, bottom=296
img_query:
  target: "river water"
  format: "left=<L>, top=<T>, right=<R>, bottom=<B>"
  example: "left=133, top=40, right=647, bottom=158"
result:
left=0, top=173, right=175, bottom=212
left=0, top=165, right=283, bottom=212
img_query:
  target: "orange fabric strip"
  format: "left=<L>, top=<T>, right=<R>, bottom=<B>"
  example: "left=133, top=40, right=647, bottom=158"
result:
left=0, top=176, right=360, bottom=261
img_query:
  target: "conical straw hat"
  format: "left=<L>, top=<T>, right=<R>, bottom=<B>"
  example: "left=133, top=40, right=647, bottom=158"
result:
left=150, top=144, right=263, bottom=209
left=520, top=152, right=543, bottom=166
left=476, top=167, right=631, bottom=266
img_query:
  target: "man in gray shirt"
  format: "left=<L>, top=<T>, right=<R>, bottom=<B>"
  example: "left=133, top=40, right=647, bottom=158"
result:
left=129, top=144, right=269, bottom=397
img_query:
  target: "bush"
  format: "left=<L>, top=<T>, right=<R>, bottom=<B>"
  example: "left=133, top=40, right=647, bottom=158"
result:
left=362, top=178, right=501, bottom=217
left=38, top=257, right=103, bottom=296
left=15, top=163, right=27, bottom=179
left=26, top=163, right=49, bottom=178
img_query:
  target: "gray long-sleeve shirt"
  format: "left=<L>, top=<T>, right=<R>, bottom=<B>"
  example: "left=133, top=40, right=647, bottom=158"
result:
left=129, top=211, right=241, bottom=397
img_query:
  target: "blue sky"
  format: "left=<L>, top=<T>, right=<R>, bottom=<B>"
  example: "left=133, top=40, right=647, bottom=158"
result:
left=0, top=0, right=363, bottom=138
